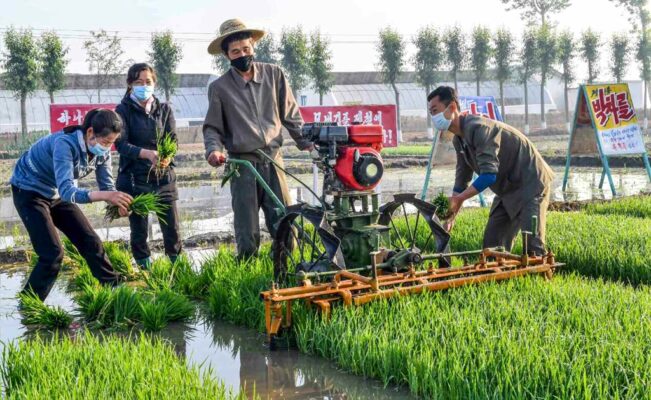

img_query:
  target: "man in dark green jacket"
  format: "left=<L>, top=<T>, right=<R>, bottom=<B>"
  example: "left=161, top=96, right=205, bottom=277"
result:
left=428, top=86, right=554, bottom=255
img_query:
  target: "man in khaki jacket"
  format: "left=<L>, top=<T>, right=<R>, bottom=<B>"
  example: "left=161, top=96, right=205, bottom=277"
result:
left=203, top=19, right=313, bottom=258
left=427, top=86, right=554, bottom=255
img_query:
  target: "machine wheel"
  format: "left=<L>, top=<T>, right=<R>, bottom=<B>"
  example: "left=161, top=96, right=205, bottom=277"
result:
left=378, top=193, right=452, bottom=267
left=273, top=204, right=345, bottom=285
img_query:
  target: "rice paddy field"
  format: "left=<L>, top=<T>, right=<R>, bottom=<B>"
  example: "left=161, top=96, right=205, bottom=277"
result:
left=1, top=194, right=650, bottom=399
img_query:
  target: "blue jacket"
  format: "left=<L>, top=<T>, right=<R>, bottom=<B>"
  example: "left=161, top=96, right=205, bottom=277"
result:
left=10, top=130, right=115, bottom=204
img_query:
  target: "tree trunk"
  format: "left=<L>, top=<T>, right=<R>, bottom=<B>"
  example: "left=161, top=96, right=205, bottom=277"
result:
left=453, top=70, right=458, bottom=92
left=476, top=78, right=480, bottom=96
left=524, top=80, right=529, bottom=134
left=166, top=88, right=171, bottom=103
left=645, top=80, right=648, bottom=130
left=564, top=79, right=570, bottom=133
left=49, top=92, right=54, bottom=104
left=499, top=80, right=505, bottom=122
left=319, top=92, right=323, bottom=106
left=588, top=62, right=593, bottom=84
left=20, top=94, right=27, bottom=141
left=425, top=84, right=433, bottom=139
left=392, top=83, right=402, bottom=143
left=540, top=73, right=546, bottom=129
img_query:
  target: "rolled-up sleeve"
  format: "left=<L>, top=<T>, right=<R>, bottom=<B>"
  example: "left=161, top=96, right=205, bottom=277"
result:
left=52, top=141, right=91, bottom=204
left=277, top=69, right=310, bottom=150
left=115, top=106, right=142, bottom=160
left=471, top=125, right=501, bottom=175
left=95, top=153, right=115, bottom=191
left=202, top=84, right=226, bottom=159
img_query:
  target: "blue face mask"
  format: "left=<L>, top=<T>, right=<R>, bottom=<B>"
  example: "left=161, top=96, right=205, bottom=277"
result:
left=88, top=140, right=111, bottom=157
left=431, top=106, right=452, bottom=132
left=132, top=85, right=155, bottom=102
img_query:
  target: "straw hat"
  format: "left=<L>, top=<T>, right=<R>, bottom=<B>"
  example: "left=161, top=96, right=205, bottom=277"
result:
left=207, top=18, right=265, bottom=55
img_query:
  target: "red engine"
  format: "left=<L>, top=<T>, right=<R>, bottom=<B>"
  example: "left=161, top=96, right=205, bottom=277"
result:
left=334, top=125, right=384, bottom=191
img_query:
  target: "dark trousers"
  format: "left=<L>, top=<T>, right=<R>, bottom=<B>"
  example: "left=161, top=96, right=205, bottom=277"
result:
left=230, top=158, right=289, bottom=258
left=128, top=199, right=182, bottom=260
left=12, top=185, right=118, bottom=300
left=483, top=188, right=551, bottom=256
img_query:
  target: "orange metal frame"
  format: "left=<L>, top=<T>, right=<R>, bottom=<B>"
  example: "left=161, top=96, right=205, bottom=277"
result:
left=261, top=248, right=563, bottom=341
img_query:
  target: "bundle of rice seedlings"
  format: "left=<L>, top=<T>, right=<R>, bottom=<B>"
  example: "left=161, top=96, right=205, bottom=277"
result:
left=18, top=290, right=72, bottom=329
left=432, top=191, right=451, bottom=220
left=150, top=131, right=177, bottom=182
left=104, top=193, right=169, bottom=224
left=103, top=242, right=138, bottom=281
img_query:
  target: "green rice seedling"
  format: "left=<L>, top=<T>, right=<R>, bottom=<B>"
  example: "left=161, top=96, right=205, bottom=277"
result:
left=206, top=246, right=275, bottom=331
left=103, top=242, right=138, bottom=280
left=431, top=191, right=450, bottom=220
left=143, top=255, right=208, bottom=298
left=104, top=193, right=169, bottom=224
left=140, top=289, right=195, bottom=331
left=296, top=274, right=651, bottom=399
left=62, top=236, right=88, bottom=269
left=450, top=206, right=651, bottom=285
left=584, top=194, right=651, bottom=219
left=71, top=263, right=98, bottom=292
left=109, top=285, right=142, bottom=328
left=1, top=331, right=249, bottom=399
left=74, top=283, right=113, bottom=324
left=18, top=290, right=72, bottom=329
left=151, top=131, right=178, bottom=182
left=139, top=300, right=167, bottom=331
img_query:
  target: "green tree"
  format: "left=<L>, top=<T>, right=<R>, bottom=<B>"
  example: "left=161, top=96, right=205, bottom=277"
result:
left=470, top=26, right=493, bottom=96
left=413, top=26, right=444, bottom=137
left=493, top=27, right=515, bottom=120
left=255, top=32, right=278, bottom=64
left=557, top=30, right=576, bottom=130
left=212, top=54, right=231, bottom=74
left=308, top=30, right=334, bottom=105
left=500, top=0, right=572, bottom=25
left=2, top=28, right=40, bottom=141
left=40, top=31, right=68, bottom=104
left=83, top=30, right=125, bottom=102
left=610, top=33, right=630, bottom=83
left=609, top=0, right=649, bottom=124
left=580, top=29, right=601, bottom=83
left=520, top=28, right=539, bottom=134
left=149, top=31, right=183, bottom=102
left=443, top=26, right=466, bottom=92
left=279, top=26, right=310, bottom=98
left=536, top=24, right=557, bottom=129
left=377, top=27, right=405, bottom=142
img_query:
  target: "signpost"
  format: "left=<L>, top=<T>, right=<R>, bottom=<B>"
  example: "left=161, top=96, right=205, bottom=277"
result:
left=562, top=83, right=651, bottom=195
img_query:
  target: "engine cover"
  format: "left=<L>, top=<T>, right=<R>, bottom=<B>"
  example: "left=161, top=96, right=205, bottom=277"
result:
left=334, top=147, right=384, bottom=191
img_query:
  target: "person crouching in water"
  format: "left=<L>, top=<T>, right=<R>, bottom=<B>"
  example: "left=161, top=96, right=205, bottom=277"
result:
left=115, top=63, right=182, bottom=269
left=10, top=109, right=133, bottom=300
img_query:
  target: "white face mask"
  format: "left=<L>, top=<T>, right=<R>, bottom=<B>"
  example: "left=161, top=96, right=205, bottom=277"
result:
left=431, top=106, right=452, bottom=132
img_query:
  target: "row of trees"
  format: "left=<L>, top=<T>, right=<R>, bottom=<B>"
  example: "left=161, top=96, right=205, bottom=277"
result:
left=212, top=28, right=334, bottom=105
left=1, top=28, right=183, bottom=139
left=377, top=24, right=640, bottom=134
left=1, top=0, right=649, bottom=140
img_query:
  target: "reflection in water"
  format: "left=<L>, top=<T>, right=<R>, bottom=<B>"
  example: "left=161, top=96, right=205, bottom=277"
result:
left=0, top=268, right=413, bottom=399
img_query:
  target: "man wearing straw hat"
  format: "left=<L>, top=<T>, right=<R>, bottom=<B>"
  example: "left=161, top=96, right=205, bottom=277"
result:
left=203, top=18, right=313, bottom=258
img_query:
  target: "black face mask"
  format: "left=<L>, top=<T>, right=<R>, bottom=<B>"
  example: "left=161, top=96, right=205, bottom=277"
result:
left=231, top=55, right=254, bottom=72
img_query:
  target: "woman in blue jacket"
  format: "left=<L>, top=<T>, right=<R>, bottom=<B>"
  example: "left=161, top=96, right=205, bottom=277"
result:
left=10, top=109, right=133, bottom=300
left=115, top=63, right=181, bottom=269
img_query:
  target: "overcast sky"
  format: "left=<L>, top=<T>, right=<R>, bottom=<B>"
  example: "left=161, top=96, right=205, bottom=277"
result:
left=1, top=0, right=641, bottom=80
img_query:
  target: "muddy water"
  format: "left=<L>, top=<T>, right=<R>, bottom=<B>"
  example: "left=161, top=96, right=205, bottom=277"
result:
left=0, top=165, right=649, bottom=250
left=0, top=261, right=414, bottom=399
